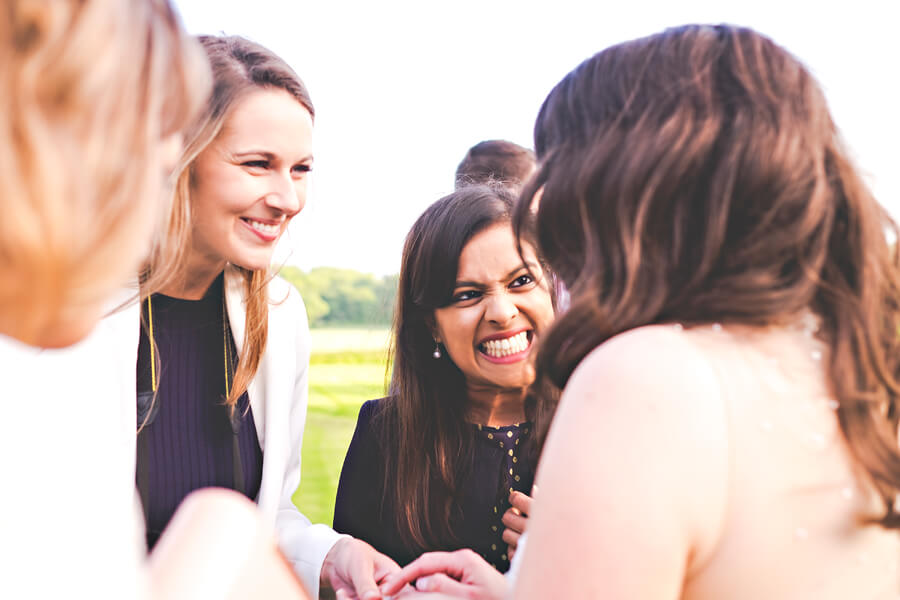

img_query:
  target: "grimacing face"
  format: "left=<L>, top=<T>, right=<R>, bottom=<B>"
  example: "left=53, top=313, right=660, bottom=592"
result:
left=432, top=223, right=555, bottom=391
left=189, top=88, right=313, bottom=272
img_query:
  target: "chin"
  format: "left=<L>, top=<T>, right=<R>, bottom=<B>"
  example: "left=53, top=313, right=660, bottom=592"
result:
left=228, top=251, right=276, bottom=272
left=488, top=373, right=533, bottom=391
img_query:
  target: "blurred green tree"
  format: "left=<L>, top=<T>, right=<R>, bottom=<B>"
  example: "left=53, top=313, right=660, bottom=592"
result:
left=279, top=266, right=398, bottom=327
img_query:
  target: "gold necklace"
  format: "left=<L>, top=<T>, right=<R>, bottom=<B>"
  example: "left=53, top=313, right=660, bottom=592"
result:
left=138, top=282, right=246, bottom=498
left=146, top=292, right=231, bottom=397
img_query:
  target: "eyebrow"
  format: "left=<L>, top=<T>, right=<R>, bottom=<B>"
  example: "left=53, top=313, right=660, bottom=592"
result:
left=233, top=150, right=314, bottom=163
left=453, top=263, right=535, bottom=289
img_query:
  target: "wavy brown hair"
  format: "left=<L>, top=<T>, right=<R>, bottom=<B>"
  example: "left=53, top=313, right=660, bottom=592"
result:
left=142, top=35, right=314, bottom=407
left=0, top=0, right=208, bottom=346
left=514, top=24, right=900, bottom=528
left=377, top=185, right=551, bottom=551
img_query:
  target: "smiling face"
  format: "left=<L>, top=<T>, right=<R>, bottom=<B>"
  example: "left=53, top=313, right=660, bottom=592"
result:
left=189, top=88, right=313, bottom=273
left=433, top=222, right=555, bottom=391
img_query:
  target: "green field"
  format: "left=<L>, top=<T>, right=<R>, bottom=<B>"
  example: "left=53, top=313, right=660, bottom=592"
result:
left=291, top=328, right=392, bottom=525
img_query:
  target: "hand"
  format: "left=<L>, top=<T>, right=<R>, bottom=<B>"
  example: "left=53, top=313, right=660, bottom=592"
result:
left=501, top=488, right=534, bottom=561
left=321, top=537, right=401, bottom=600
left=379, top=549, right=506, bottom=600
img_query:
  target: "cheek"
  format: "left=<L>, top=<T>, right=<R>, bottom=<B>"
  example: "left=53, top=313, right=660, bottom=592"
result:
left=295, top=194, right=307, bottom=215
left=192, top=179, right=245, bottom=227
left=540, top=302, right=556, bottom=329
left=191, top=195, right=225, bottom=235
left=436, top=311, right=477, bottom=354
left=527, top=294, right=555, bottom=330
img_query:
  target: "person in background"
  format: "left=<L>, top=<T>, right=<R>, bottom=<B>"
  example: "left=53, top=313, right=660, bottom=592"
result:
left=454, top=140, right=536, bottom=191
left=1, top=3, right=308, bottom=599
left=133, top=34, right=397, bottom=600
left=382, top=24, right=900, bottom=599
left=333, top=184, right=555, bottom=573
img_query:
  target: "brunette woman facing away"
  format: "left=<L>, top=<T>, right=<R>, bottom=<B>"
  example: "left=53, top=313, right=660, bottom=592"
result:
left=383, top=25, right=900, bottom=599
left=333, top=185, right=555, bottom=572
left=131, top=35, right=398, bottom=599
left=1, top=3, right=309, bottom=599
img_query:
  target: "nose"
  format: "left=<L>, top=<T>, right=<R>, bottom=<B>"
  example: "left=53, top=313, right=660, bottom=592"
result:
left=264, top=170, right=304, bottom=216
left=484, top=291, right=518, bottom=326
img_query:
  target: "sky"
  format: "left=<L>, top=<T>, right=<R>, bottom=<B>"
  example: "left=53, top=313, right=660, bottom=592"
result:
left=174, top=0, right=899, bottom=276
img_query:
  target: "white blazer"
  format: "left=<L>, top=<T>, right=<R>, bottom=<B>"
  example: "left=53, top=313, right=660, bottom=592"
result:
left=126, top=267, right=343, bottom=596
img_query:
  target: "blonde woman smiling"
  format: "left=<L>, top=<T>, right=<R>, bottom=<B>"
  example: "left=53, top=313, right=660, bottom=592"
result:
left=133, top=35, right=397, bottom=599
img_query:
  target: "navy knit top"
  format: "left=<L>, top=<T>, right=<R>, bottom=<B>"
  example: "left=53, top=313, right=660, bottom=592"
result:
left=135, top=272, right=263, bottom=550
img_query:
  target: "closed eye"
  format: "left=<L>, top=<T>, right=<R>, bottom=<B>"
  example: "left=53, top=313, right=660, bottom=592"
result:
left=292, top=163, right=312, bottom=175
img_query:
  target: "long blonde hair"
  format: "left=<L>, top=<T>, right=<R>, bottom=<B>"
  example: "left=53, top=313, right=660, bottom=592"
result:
left=0, top=0, right=209, bottom=347
left=142, top=35, right=314, bottom=406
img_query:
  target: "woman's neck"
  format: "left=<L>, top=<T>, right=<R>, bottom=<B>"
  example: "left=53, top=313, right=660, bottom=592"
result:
left=158, top=250, right=226, bottom=300
left=465, top=385, right=527, bottom=427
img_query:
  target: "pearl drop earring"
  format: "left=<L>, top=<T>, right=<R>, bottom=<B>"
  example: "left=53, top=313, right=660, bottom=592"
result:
left=432, top=343, right=442, bottom=359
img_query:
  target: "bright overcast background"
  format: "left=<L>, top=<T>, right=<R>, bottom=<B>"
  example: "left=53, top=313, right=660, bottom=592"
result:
left=174, top=0, right=899, bottom=276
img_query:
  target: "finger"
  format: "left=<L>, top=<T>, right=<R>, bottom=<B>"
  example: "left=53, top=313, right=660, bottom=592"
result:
left=347, top=555, right=382, bottom=600
left=507, top=546, right=516, bottom=561
left=380, top=551, right=469, bottom=595
left=373, top=552, right=402, bottom=582
left=502, top=528, right=520, bottom=548
left=501, top=508, right=527, bottom=533
left=415, top=572, right=473, bottom=596
left=394, top=591, right=457, bottom=600
left=510, top=491, right=534, bottom=515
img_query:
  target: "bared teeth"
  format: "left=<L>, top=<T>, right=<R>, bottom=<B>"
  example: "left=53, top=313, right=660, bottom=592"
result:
left=245, top=219, right=279, bottom=236
left=480, top=331, right=529, bottom=357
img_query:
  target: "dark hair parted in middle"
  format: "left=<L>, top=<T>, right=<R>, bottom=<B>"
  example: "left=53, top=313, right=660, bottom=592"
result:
left=378, top=184, right=534, bottom=551
left=514, top=24, right=900, bottom=529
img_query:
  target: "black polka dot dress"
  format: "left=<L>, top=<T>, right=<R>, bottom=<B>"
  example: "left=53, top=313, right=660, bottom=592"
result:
left=333, top=399, right=537, bottom=572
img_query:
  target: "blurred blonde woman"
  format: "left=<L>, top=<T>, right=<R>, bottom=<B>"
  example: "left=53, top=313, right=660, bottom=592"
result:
left=1, top=3, right=311, bottom=599
left=133, top=35, right=398, bottom=599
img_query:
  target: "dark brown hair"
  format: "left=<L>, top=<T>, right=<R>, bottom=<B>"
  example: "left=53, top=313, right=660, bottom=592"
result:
left=514, top=24, right=900, bottom=528
left=378, top=185, right=529, bottom=551
left=455, top=140, right=536, bottom=190
left=143, top=35, right=314, bottom=407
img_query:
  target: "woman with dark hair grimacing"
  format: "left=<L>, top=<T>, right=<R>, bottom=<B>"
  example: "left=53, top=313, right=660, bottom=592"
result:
left=382, top=24, right=900, bottom=599
left=334, top=185, right=556, bottom=572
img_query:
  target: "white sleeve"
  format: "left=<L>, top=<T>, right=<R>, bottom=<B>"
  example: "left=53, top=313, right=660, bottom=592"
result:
left=271, top=288, right=345, bottom=597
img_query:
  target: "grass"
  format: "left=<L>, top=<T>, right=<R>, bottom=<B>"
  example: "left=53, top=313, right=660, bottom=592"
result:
left=291, top=328, right=391, bottom=526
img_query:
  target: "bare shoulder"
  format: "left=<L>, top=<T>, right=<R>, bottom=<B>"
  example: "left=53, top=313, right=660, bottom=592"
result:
left=566, top=324, right=721, bottom=407
left=557, top=324, right=729, bottom=490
